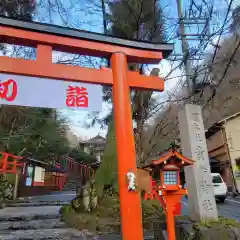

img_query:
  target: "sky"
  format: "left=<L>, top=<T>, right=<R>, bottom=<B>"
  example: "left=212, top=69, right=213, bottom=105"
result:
left=43, top=0, right=239, bottom=139
left=43, top=0, right=184, bottom=139
left=3, top=0, right=238, bottom=140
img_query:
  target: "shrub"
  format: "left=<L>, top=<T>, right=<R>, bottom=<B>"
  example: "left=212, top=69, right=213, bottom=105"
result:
left=59, top=204, right=75, bottom=215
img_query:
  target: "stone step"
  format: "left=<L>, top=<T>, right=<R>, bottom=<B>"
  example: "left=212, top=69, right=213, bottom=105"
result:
left=66, top=179, right=82, bottom=182
left=6, top=201, right=69, bottom=207
left=63, top=183, right=79, bottom=187
left=62, top=187, right=77, bottom=191
left=0, top=206, right=61, bottom=222
left=63, top=184, right=81, bottom=187
left=0, top=228, right=98, bottom=240
left=65, top=179, right=81, bottom=182
left=62, top=184, right=78, bottom=187
left=0, top=213, right=60, bottom=222
left=62, top=188, right=76, bottom=191
left=0, top=218, right=66, bottom=231
left=97, top=233, right=154, bottom=240
left=62, top=187, right=76, bottom=192
left=63, top=182, right=81, bottom=186
left=64, top=182, right=81, bottom=185
left=63, top=186, right=80, bottom=188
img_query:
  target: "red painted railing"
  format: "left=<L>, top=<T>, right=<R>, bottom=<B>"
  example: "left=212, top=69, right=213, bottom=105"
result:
left=58, top=155, right=95, bottom=180
left=44, top=172, right=67, bottom=191
left=50, top=162, right=94, bottom=191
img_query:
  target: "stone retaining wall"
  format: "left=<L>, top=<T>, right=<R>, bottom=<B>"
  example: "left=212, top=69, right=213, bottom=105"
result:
left=153, top=217, right=240, bottom=240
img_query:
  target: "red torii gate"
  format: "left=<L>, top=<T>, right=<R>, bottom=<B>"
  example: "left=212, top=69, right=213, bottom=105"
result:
left=0, top=16, right=173, bottom=240
left=0, top=152, right=24, bottom=174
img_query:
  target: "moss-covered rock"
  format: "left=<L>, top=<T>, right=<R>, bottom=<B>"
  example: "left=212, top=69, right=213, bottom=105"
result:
left=0, top=174, right=15, bottom=209
left=71, top=180, right=98, bottom=212
left=192, top=217, right=240, bottom=240
left=175, top=216, right=240, bottom=240
left=194, top=225, right=240, bottom=240
left=59, top=204, right=75, bottom=215
left=60, top=192, right=163, bottom=235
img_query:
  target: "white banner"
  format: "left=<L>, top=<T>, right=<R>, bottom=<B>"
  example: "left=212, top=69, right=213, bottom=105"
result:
left=0, top=73, right=102, bottom=111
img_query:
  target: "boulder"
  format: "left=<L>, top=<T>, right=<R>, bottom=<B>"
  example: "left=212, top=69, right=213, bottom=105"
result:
left=0, top=175, right=14, bottom=208
left=195, top=226, right=240, bottom=240
left=72, top=180, right=98, bottom=213
left=175, top=217, right=240, bottom=240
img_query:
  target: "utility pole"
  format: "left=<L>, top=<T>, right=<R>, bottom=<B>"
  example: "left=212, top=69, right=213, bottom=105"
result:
left=176, top=0, right=192, bottom=96
left=101, top=0, right=107, bottom=34
left=175, top=0, right=211, bottom=100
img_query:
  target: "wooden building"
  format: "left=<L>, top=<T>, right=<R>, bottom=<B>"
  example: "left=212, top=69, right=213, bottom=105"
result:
left=206, top=112, right=240, bottom=192
left=18, top=157, right=66, bottom=197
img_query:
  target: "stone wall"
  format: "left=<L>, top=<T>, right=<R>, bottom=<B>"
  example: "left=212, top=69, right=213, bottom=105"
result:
left=153, top=217, right=240, bottom=240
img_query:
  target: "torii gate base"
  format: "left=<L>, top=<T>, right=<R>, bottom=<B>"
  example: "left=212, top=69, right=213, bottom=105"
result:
left=0, top=16, right=173, bottom=240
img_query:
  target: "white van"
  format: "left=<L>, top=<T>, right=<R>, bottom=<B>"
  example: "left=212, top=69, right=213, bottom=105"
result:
left=211, top=173, right=228, bottom=203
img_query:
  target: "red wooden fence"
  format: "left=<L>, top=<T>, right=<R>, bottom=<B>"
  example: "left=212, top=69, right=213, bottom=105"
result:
left=59, top=155, right=95, bottom=178
left=44, top=172, right=67, bottom=191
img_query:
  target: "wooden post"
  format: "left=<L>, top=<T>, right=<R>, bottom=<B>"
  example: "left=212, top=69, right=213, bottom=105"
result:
left=1, top=153, right=8, bottom=173
left=166, top=206, right=176, bottom=240
left=13, top=173, right=19, bottom=200
left=111, top=52, right=143, bottom=240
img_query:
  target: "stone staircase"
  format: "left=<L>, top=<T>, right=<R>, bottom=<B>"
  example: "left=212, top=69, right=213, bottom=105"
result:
left=0, top=196, right=97, bottom=240
left=62, top=175, right=82, bottom=192
left=0, top=195, right=155, bottom=240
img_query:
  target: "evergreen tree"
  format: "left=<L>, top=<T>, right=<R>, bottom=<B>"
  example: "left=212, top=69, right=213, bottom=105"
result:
left=0, top=0, right=36, bottom=20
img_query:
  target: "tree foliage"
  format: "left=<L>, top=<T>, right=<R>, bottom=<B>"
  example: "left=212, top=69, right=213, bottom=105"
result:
left=0, top=0, right=35, bottom=20
left=0, top=107, right=71, bottom=160
left=107, top=0, right=165, bottom=41
left=69, top=148, right=97, bottom=164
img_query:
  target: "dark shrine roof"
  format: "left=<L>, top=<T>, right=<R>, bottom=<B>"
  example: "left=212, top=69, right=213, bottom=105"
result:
left=80, top=134, right=106, bottom=144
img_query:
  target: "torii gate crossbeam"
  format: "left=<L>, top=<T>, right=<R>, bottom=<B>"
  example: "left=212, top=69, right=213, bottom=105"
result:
left=0, top=16, right=173, bottom=240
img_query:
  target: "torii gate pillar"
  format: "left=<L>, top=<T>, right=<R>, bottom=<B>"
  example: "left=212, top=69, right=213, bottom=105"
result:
left=111, top=52, right=143, bottom=238
left=0, top=16, right=173, bottom=240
